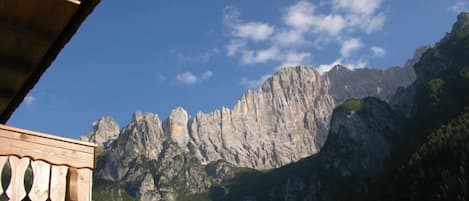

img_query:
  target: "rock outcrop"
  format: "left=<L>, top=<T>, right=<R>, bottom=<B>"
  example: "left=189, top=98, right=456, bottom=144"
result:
left=83, top=59, right=417, bottom=201
left=80, top=116, right=120, bottom=147
left=189, top=67, right=334, bottom=169
left=326, top=64, right=415, bottom=104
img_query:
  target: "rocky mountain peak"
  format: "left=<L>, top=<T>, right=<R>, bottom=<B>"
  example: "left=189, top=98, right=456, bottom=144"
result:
left=165, top=107, right=190, bottom=148
left=131, top=111, right=161, bottom=124
left=79, top=116, right=120, bottom=147
left=453, top=12, right=469, bottom=33
left=329, top=64, right=349, bottom=73
left=132, top=110, right=144, bottom=122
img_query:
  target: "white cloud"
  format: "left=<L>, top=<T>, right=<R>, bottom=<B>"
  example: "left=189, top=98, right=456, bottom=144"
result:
left=316, top=58, right=368, bottom=74
left=226, top=40, right=246, bottom=57
left=240, top=74, right=272, bottom=89
left=364, top=13, right=386, bottom=33
left=24, top=95, right=37, bottom=105
left=241, top=46, right=280, bottom=64
left=340, top=38, right=363, bottom=57
left=332, top=0, right=382, bottom=15
left=200, top=70, right=213, bottom=80
left=371, top=46, right=386, bottom=57
left=282, top=51, right=312, bottom=66
left=223, top=1, right=386, bottom=69
left=273, top=29, right=307, bottom=47
left=315, top=14, right=347, bottom=35
left=176, top=72, right=198, bottom=84
left=330, top=0, right=386, bottom=34
left=235, top=22, right=274, bottom=41
left=283, top=1, right=317, bottom=29
left=223, top=6, right=241, bottom=26
left=449, top=2, right=469, bottom=14
left=223, top=6, right=274, bottom=42
left=317, top=59, right=342, bottom=74
left=283, top=1, right=346, bottom=35
left=176, top=71, right=214, bottom=85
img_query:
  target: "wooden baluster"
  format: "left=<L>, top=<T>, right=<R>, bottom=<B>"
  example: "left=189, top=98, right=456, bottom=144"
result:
left=49, top=166, right=68, bottom=201
left=0, top=156, right=8, bottom=195
left=77, top=168, right=92, bottom=201
left=66, top=168, right=92, bottom=201
left=5, top=156, right=30, bottom=201
left=29, top=160, right=51, bottom=201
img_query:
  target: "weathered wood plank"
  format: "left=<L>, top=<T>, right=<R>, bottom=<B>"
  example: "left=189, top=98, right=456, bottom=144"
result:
left=0, top=124, right=96, bottom=152
left=0, top=156, right=7, bottom=195
left=29, top=160, right=51, bottom=201
left=66, top=167, right=78, bottom=201
left=66, top=168, right=93, bottom=201
left=5, top=156, right=29, bottom=201
left=50, top=165, right=68, bottom=201
left=77, top=168, right=92, bottom=201
left=0, top=125, right=96, bottom=169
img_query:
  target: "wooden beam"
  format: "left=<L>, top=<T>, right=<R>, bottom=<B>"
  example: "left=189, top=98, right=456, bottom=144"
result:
left=0, top=124, right=97, bottom=169
left=0, top=0, right=101, bottom=124
left=0, top=18, right=55, bottom=44
left=0, top=87, right=15, bottom=100
left=0, top=56, right=36, bottom=74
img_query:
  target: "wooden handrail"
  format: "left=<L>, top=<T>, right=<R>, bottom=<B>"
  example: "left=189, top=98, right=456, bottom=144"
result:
left=0, top=124, right=96, bottom=201
left=0, top=124, right=96, bottom=169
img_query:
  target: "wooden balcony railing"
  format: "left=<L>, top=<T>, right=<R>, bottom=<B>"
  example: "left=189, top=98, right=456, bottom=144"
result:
left=0, top=124, right=96, bottom=201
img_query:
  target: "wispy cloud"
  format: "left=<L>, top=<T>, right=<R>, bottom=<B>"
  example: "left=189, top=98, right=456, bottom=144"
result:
left=200, top=70, right=213, bottom=80
left=175, top=48, right=220, bottom=64
left=449, top=2, right=469, bottom=14
left=371, top=46, right=386, bottom=57
left=223, top=0, right=386, bottom=68
left=235, top=22, right=274, bottom=41
left=176, top=72, right=198, bottom=84
left=176, top=70, right=213, bottom=85
left=155, top=72, right=167, bottom=82
left=340, top=38, right=363, bottom=58
left=24, top=95, right=37, bottom=106
left=240, top=46, right=280, bottom=64
left=316, top=58, right=368, bottom=74
left=240, top=74, right=271, bottom=89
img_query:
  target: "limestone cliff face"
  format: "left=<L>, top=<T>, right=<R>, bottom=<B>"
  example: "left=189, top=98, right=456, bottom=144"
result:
left=85, top=65, right=414, bottom=172
left=80, top=116, right=120, bottom=147
left=83, top=65, right=415, bottom=201
left=214, top=98, right=403, bottom=201
left=189, top=67, right=334, bottom=169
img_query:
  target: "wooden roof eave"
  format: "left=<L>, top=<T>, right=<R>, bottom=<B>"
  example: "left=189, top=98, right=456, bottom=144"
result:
left=0, top=0, right=101, bottom=123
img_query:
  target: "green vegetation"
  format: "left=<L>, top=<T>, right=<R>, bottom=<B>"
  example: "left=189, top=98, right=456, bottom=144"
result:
left=381, top=109, right=469, bottom=201
left=93, top=179, right=136, bottom=201
left=427, top=78, right=445, bottom=103
left=177, top=192, right=211, bottom=201
left=213, top=156, right=319, bottom=201
left=341, top=98, right=362, bottom=112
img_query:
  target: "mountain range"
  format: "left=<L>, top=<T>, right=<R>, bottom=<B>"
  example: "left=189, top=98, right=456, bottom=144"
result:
left=81, top=12, right=469, bottom=201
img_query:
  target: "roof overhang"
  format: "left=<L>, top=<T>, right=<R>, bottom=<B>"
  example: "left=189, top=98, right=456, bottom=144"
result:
left=0, top=0, right=100, bottom=123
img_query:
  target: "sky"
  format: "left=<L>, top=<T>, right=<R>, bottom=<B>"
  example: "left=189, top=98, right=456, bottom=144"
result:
left=7, top=0, right=469, bottom=139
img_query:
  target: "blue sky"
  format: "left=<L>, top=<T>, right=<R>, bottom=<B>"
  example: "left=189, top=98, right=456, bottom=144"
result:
left=8, top=0, right=468, bottom=138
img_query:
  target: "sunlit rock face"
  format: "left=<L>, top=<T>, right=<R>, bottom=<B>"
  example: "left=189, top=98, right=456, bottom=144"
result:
left=80, top=116, right=120, bottom=147
left=189, top=66, right=334, bottom=169
left=83, top=64, right=415, bottom=201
